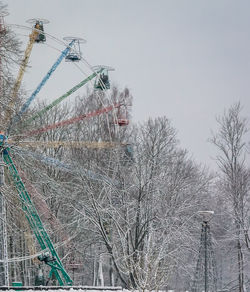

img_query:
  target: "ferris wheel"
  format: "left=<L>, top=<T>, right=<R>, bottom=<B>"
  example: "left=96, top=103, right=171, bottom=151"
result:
left=0, top=18, right=131, bottom=286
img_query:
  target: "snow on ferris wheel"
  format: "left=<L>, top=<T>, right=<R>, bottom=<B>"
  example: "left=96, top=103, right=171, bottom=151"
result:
left=26, top=18, right=50, bottom=43
left=63, top=36, right=86, bottom=43
left=26, top=18, right=50, bottom=25
left=63, top=36, right=86, bottom=62
left=92, top=65, right=115, bottom=91
left=92, top=65, right=115, bottom=72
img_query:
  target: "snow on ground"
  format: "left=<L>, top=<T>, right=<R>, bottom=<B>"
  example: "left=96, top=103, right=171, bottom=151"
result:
left=6, top=290, right=190, bottom=292
left=7, top=289, right=127, bottom=292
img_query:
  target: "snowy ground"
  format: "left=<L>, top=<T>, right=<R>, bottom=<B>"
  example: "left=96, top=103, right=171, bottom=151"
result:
left=5, top=288, right=127, bottom=292
left=7, top=289, right=125, bottom=292
left=4, top=290, right=191, bottom=292
left=6, top=289, right=127, bottom=292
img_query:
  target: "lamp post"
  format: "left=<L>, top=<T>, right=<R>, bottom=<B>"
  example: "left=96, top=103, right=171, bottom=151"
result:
left=198, top=211, right=214, bottom=292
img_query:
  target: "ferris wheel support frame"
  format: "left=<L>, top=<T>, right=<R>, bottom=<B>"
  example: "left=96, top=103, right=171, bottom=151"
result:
left=2, top=148, right=73, bottom=286
left=0, top=12, right=9, bottom=287
left=0, top=18, right=125, bottom=286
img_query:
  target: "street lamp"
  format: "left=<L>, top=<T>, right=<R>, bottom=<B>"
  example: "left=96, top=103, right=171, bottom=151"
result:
left=198, top=211, right=214, bottom=292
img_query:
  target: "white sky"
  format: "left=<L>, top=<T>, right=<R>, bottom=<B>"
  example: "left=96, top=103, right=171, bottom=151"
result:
left=4, top=0, right=250, bottom=169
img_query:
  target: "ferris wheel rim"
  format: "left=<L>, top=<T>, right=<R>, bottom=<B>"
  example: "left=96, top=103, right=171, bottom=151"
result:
left=26, top=18, right=50, bottom=24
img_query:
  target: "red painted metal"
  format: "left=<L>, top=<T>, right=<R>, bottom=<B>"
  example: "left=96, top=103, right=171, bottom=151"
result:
left=117, top=119, right=129, bottom=126
left=24, top=103, right=120, bottom=137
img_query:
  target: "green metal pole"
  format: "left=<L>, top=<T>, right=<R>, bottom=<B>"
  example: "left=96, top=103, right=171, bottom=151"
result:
left=24, top=69, right=104, bottom=125
left=3, top=149, right=73, bottom=286
left=204, top=221, right=208, bottom=292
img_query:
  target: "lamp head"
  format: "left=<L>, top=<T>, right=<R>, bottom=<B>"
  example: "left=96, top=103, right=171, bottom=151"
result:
left=197, top=210, right=214, bottom=222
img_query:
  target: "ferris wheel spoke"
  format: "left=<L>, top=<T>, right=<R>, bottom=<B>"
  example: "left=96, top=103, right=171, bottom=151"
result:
left=17, top=140, right=126, bottom=149
left=23, top=68, right=104, bottom=126
left=5, top=30, right=39, bottom=127
left=22, top=103, right=120, bottom=138
left=8, top=40, right=76, bottom=133
left=4, top=19, right=50, bottom=133
left=13, top=146, right=118, bottom=186
left=19, top=169, right=73, bottom=250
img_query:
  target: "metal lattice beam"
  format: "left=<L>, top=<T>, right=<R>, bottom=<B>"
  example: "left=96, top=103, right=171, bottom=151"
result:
left=5, top=29, right=39, bottom=127
left=3, top=149, right=73, bottom=286
left=191, top=222, right=218, bottom=292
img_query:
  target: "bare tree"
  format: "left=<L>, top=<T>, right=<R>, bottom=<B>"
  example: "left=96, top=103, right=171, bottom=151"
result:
left=211, top=102, right=250, bottom=292
left=74, top=117, right=211, bottom=290
left=0, top=1, right=22, bottom=125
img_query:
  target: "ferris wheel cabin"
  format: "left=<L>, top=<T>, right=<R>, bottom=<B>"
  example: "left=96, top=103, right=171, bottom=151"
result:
left=117, top=118, right=129, bottom=126
left=27, top=18, right=49, bottom=43
left=34, top=20, right=46, bottom=42
left=93, top=66, right=114, bottom=90
left=115, top=104, right=129, bottom=126
left=95, top=72, right=110, bottom=90
left=64, top=37, right=86, bottom=62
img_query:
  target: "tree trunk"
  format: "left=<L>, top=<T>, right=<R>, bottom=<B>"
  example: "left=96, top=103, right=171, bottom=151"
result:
left=237, top=236, right=245, bottom=292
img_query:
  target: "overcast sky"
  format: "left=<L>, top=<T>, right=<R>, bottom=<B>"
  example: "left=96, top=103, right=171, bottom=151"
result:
left=5, top=0, right=250, bottom=169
